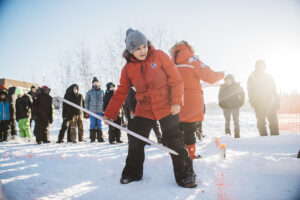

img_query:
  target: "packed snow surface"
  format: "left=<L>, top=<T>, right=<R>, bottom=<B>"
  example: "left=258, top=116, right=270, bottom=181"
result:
left=1, top=110, right=300, bottom=200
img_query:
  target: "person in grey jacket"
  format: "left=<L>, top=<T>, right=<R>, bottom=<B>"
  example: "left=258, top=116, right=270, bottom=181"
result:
left=85, top=77, right=105, bottom=142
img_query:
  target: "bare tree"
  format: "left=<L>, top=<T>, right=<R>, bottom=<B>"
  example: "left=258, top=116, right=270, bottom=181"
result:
left=75, top=44, right=94, bottom=94
left=149, top=24, right=176, bottom=53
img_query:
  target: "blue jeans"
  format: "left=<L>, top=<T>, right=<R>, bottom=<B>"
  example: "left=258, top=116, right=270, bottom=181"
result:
left=89, top=113, right=103, bottom=130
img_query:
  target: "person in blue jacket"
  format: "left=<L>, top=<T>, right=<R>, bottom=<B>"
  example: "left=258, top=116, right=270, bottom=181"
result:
left=85, top=77, right=105, bottom=142
left=0, top=89, right=14, bottom=142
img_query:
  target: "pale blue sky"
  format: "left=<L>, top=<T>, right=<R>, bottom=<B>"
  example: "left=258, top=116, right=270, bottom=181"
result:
left=0, top=0, right=300, bottom=101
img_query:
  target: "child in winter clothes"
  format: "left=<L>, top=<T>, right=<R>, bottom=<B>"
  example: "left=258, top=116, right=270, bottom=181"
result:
left=0, top=89, right=14, bottom=142
left=104, top=28, right=196, bottom=188
left=15, top=88, right=32, bottom=142
left=32, top=86, right=53, bottom=144
left=170, top=41, right=224, bottom=159
left=103, top=82, right=123, bottom=144
left=219, top=74, right=245, bottom=138
left=57, top=84, right=84, bottom=143
left=85, top=77, right=105, bottom=142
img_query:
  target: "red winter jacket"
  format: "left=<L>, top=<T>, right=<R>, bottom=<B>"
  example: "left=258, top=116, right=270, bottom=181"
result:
left=171, top=43, right=224, bottom=122
left=104, top=45, right=184, bottom=121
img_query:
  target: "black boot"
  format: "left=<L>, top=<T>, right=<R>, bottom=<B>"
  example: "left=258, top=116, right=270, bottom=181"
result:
left=115, top=131, right=123, bottom=143
left=97, top=129, right=105, bottom=143
left=108, top=129, right=116, bottom=144
left=90, top=129, right=96, bottom=143
left=120, top=176, right=141, bottom=184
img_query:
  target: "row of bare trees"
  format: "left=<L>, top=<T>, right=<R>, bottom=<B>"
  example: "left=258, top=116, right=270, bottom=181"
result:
left=52, top=25, right=176, bottom=96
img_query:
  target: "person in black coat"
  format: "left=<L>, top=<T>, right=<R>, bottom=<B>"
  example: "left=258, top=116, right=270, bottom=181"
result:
left=247, top=60, right=279, bottom=136
left=218, top=74, right=245, bottom=138
left=123, top=87, right=162, bottom=143
left=103, top=82, right=123, bottom=144
left=32, top=86, right=53, bottom=144
left=7, top=87, right=17, bottom=139
left=28, top=85, right=38, bottom=128
left=57, top=84, right=85, bottom=143
left=15, top=88, right=33, bottom=141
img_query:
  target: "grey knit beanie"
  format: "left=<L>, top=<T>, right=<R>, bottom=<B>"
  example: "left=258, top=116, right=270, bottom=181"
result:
left=125, top=28, right=147, bottom=54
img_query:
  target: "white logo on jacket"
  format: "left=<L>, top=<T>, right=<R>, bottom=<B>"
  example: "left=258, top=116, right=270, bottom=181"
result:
left=151, top=62, right=157, bottom=69
left=188, top=56, right=207, bottom=68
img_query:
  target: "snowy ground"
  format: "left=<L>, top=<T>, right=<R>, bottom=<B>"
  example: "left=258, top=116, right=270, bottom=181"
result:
left=1, top=109, right=300, bottom=200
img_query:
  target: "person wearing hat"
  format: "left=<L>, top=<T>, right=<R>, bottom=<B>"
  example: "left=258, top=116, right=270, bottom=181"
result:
left=15, top=88, right=33, bottom=142
left=85, top=77, right=105, bottom=142
left=0, top=89, right=14, bottom=142
left=28, top=85, right=38, bottom=129
left=103, top=82, right=123, bottom=144
left=247, top=60, right=280, bottom=136
left=32, top=86, right=53, bottom=144
left=218, top=74, right=245, bottom=138
left=103, top=28, right=197, bottom=188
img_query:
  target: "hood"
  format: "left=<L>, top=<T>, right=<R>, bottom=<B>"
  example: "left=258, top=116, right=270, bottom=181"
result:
left=41, top=85, right=51, bottom=95
left=106, top=82, right=115, bottom=90
left=0, top=90, right=8, bottom=101
left=66, top=84, right=79, bottom=95
left=170, top=41, right=194, bottom=64
left=8, top=86, right=16, bottom=96
left=122, top=41, right=155, bottom=63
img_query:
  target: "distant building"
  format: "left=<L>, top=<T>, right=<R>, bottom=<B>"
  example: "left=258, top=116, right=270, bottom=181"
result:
left=0, top=78, right=38, bottom=93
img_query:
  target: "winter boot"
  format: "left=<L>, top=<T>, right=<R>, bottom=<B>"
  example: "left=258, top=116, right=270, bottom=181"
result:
left=97, top=129, right=105, bottom=143
left=120, top=176, right=142, bottom=184
left=187, top=144, right=202, bottom=159
left=115, top=131, right=123, bottom=143
left=177, top=174, right=197, bottom=188
left=234, top=129, right=240, bottom=138
left=56, top=139, right=64, bottom=144
left=225, top=128, right=231, bottom=136
left=90, top=129, right=96, bottom=143
left=108, top=129, right=116, bottom=144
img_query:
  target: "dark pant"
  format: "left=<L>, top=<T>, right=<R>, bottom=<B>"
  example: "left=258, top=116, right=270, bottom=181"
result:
left=34, top=118, right=50, bottom=143
left=57, top=118, right=71, bottom=142
left=9, top=119, right=17, bottom=136
left=108, top=116, right=121, bottom=142
left=222, top=108, right=240, bottom=138
left=70, top=115, right=84, bottom=142
left=152, top=121, right=162, bottom=142
left=254, top=107, right=279, bottom=136
left=180, top=122, right=197, bottom=145
left=0, top=120, right=10, bottom=141
left=122, top=114, right=195, bottom=185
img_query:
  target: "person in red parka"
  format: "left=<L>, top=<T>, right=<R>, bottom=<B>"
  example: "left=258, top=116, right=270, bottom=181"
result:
left=170, top=41, right=224, bottom=159
left=104, top=28, right=197, bottom=188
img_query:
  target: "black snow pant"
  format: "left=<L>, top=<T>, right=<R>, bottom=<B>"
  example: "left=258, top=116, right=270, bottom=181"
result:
left=180, top=122, right=197, bottom=145
left=57, top=118, right=71, bottom=142
left=108, top=116, right=121, bottom=143
left=222, top=108, right=240, bottom=138
left=9, top=119, right=17, bottom=136
left=34, top=118, right=50, bottom=143
left=121, top=114, right=195, bottom=185
left=254, top=107, right=279, bottom=136
left=152, top=121, right=162, bottom=143
left=0, top=120, right=10, bottom=141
